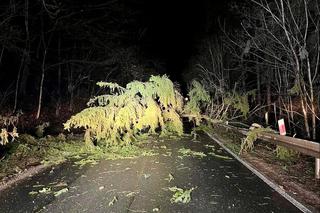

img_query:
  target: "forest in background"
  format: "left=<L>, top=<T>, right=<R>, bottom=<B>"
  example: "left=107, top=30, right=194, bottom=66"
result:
left=0, top=0, right=319, bottom=141
left=0, top=0, right=160, bottom=122
left=185, top=0, right=319, bottom=140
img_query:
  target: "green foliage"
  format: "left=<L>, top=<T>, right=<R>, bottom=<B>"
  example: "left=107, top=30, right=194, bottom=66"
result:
left=64, top=75, right=183, bottom=146
left=35, top=122, right=50, bottom=138
left=288, top=80, right=300, bottom=95
left=0, top=133, right=158, bottom=179
left=96, top=82, right=125, bottom=93
left=178, top=148, right=207, bottom=158
left=162, top=109, right=184, bottom=135
left=240, top=127, right=272, bottom=154
left=39, top=187, right=52, bottom=194
left=223, top=91, right=251, bottom=119
left=42, top=139, right=157, bottom=166
left=29, top=185, right=69, bottom=197
left=168, top=186, right=195, bottom=204
left=275, top=146, right=298, bottom=162
left=193, top=125, right=214, bottom=133
left=165, top=173, right=174, bottom=182
left=183, top=80, right=210, bottom=125
left=54, top=188, right=69, bottom=197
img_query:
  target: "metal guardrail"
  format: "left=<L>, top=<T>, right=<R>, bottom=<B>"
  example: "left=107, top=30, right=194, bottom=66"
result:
left=182, top=114, right=320, bottom=178
left=220, top=124, right=320, bottom=179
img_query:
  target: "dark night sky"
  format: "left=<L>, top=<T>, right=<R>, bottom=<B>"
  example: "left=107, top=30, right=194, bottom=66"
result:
left=0, top=0, right=240, bottom=105
left=136, top=0, right=235, bottom=81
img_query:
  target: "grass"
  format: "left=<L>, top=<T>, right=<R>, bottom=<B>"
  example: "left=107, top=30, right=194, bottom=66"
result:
left=275, top=145, right=298, bottom=163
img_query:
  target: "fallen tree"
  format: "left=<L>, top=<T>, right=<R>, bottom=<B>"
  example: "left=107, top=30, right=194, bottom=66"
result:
left=64, top=75, right=185, bottom=146
left=64, top=75, right=211, bottom=147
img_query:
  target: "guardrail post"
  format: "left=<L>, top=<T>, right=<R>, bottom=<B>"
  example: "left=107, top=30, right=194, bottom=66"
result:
left=316, top=158, right=320, bottom=179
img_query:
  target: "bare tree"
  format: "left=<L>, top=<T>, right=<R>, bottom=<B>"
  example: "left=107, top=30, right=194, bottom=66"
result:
left=217, top=0, right=319, bottom=139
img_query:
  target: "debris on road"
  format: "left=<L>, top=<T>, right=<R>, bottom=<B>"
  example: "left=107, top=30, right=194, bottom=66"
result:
left=168, top=186, right=195, bottom=204
left=165, top=173, right=174, bottom=182
left=54, top=188, right=69, bottom=197
left=178, top=148, right=206, bottom=158
left=39, top=187, right=52, bottom=194
left=108, top=196, right=118, bottom=206
left=208, top=152, right=232, bottom=160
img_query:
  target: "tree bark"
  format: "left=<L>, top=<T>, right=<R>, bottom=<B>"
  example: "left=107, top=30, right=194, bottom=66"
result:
left=36, top=49, right=47, bottom=119
left=300, top=96, right=311, bottom=138
left=55, top=37, right=62, bottom=117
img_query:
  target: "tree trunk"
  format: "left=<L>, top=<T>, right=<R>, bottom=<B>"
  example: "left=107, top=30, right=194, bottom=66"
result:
left=20, top=57, right=29, bottom=97
left=55, top=37, right=61, bottom=117
left=266, top=71, right=271, bottom=110
left=257, top=68, right=261, bottom=107
left=0, top=46, right=4, bottom=65
left=36, top=49, right=47, bottom=119
left=13, top=0, right=29, bottom=112
left=13, top=57, right=24, bottom=112
left=306, top=57, right=317, bottom=140
left=68, top=63, right=74, bottom=112
left=300, top=96, right=311, bottom=138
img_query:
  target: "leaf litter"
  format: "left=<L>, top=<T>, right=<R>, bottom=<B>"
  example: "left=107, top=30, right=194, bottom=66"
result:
left=39, top=187, right=52, bottom=194
left=54, top=188, right=69, bottom=197
left=168, top=186, right=196, bottom=204
left=108, top=196, right=118, bottom=206
left=178, top=148, right=206, bottom=158
left=165, top=173, right=174, bottom=182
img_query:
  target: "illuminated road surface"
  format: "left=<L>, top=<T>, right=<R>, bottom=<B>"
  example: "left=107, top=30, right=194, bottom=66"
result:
left=0, top=133, right=302, bottom=212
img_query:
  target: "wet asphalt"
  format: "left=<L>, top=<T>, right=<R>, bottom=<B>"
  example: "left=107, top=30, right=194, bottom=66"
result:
left=0, top=133, right=302, bottom=213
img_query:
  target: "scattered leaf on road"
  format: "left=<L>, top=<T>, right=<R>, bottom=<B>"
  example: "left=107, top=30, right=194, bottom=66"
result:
left=108, top=196, right=118, bottom=206
left=28, top=191, right=38, bottom=195
left=165, top=173, right=174, bottom=182
left=54, top=188, right=69, bottom=197
left=32, top=184, right=45, bottom=188
left=204, top=144, right=216, bottom=149
left=178, top=148, right=206, bottom=158
left=126, top=191, right=139, bottom=197
left=169, top=186, right=195, bottom=204
left=143, top=173, right=151, bottom=179
left=39, top=187, right=52, bottom=194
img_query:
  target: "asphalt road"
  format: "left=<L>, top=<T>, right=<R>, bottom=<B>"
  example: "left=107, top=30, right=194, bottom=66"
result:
left=0, top=133, right=302, bottom=213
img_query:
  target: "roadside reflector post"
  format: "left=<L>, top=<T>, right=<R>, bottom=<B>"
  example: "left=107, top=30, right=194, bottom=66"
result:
left=277, top=119, right=286, bottom=136
left=316, top=158, right=320, bottom=179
